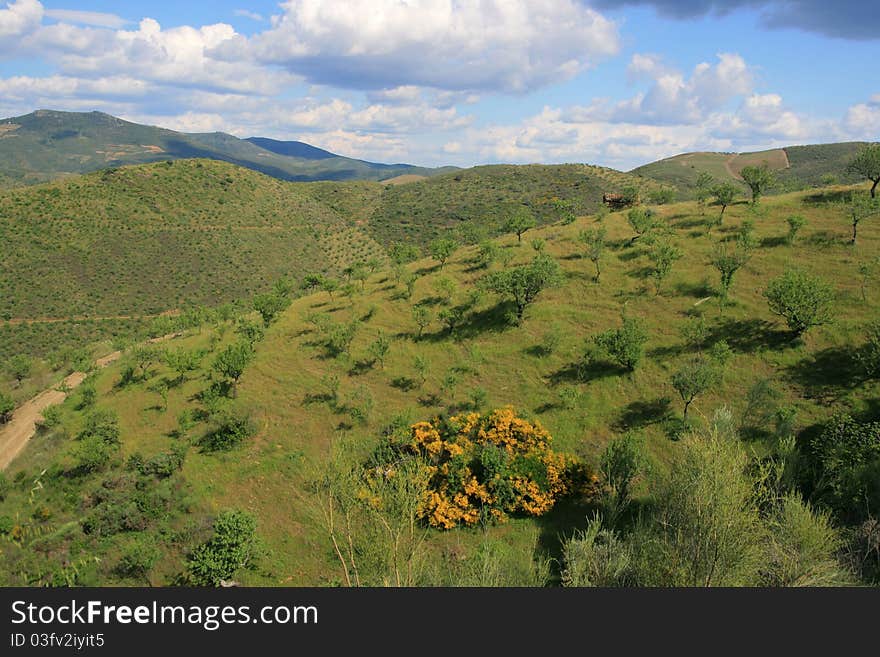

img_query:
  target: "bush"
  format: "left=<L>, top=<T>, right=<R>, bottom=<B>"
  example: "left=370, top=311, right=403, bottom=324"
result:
left=187, top=510, right=259, bottom=586
left=115, top=539, right=161, bottom=581
left=200, top=411, right=253, bottom=453
left=373, top=408, right=595, bottom=529
left=0, top=390, right=13, bottom=423
left=764, top=269, right=835, bottom=337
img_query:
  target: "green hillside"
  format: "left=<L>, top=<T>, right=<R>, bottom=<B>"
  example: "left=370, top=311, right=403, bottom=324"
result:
left=632, top=142, right=869, bottom=197
left=0, top=110, right=447, bottom=188
left=3, top=181, right=878, bottom=586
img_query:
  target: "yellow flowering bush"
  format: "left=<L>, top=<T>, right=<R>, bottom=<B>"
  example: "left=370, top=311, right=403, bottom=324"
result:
left=375, top=408, right=596, bottom=529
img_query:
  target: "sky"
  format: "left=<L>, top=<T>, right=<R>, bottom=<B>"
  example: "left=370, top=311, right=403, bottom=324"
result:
left=0, top=0, right=877, bottom=170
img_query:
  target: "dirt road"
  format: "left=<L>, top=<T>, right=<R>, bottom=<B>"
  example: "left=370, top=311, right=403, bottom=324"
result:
left=0, top=332, right=181, bottom=471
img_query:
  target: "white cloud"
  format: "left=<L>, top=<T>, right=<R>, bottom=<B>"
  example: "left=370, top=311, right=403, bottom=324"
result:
left=843, top=102, right=880, bottom=140
left=233, top=10, right=264, bottom=22
left=223, top=0, right=620, bottom=93
left=43, top=9, right=129, bottom=29
left=0, top=0, right=41, bottom=43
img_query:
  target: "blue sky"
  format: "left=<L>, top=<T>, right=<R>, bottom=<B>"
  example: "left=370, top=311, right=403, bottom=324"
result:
left=0, top=0, right=876, bottom=169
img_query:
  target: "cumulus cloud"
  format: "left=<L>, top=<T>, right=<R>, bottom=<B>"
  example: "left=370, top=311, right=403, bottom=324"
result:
left=587, top=1, right=878, bottom=41
left=220, top=0, right=621, bottom=93
left=43, top=9, right=129, bottom=29
left=0, top=0, right=42, bottom=46
left=573, top=53, right=753, bottom=125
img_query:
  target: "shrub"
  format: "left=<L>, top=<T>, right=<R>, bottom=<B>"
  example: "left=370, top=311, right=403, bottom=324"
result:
left=857, top=321, right=880, bottom=378
left=0, top=390, right=13, bottom=423
left=786, top=215, right=807, bottom=244
left=187, top=510, right=259, bottom=586
left=764, top=269, right=835, bottom=337
left=200, top=411, right=253, bottom=452
left=374, top=408, right=595, bottom=529
left=115, top=539, right=161, bottom=581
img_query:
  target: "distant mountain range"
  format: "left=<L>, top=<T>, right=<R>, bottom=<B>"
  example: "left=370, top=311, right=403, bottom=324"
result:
left=0, top=110, right=455, bottom=188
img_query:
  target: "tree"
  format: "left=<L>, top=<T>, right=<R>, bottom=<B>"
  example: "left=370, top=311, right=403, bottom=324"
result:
left=553, top=198, right=576, bottom=225
left=504, top=206, right=537, bottom=243
left=592, top=316, right=648, bottom=371
left=131, top=345, right=159, bottom=380
left=321, top=277, right=339, bottom=301
left=786, top=214, right=807, bottom=245
left=477, top=241, right=499, bottom=268
left=600, top=433, right=645, bottom=519
left=846, top=193, right=880, bottom=245
left=579, top=227, right=606, bottom=283
left=671, top=356, right=720, bottom=418
left=164, top=348, right=202, bottom=383
left=301, top=273, right=325, bottom=292
left=480, top=254, right=564, bottom=324
left=414, top=355, right=429, bottom=387
left=695, top=172, right=716, bottom=213
left=711, top=182, right=738, bottom=224
left=429, top=238, right=458, bottom=270
left=7, top=355, right=32, bottom=385
left=648, top=240, right=682, bottom=295
left=847, top=143, right=880, bottom=198
left=367, top=332, right=390, bottom=369
left=351, top=265, right=368, bottom=290
left=212, top=341, right=255, bottom=396
left=626, top=207, right=655, bottom=243
left=390, top=242, right=420, bottom=265
left=253, top=291, right=289, bottom=327
left=0, top=390, right=13, bottom=423
left=764, top=269, right=835, bottom=337
left=411, top=305, right=431, bottom=338
left=740, top=164, right=775, bottom=204
left=711, top=241, right=752, bottom=306
left=187, top=510, right=259, bottom=586
left=365, top=257, right=382, bottom=273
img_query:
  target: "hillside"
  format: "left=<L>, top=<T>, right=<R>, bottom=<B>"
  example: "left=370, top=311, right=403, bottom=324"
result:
left=0, top=110, right=447, bottom=188
left=2, top=181, right=877, bottom=586
left=0, top=159, right=386, bottom=351
left=632, top=142, right=868, bottom=197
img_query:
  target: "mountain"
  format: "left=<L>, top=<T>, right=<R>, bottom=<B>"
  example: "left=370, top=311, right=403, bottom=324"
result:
left=0, top=109, right=451, bottom=188
left=631, top=142, right=869, bottom=196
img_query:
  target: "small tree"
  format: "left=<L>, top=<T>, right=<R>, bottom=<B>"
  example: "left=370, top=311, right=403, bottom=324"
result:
left=187, top=510, right=259, bottom=586
left=695, top=172, right=717, bottom=214
left=592, top=316, right=648, bottom=372
left=847, top=143, right=880, bottom=198
left=846, top=193, right=880, bottom=245
left=8, top=355, right=32, bottom=385
left=477, top=241, right=499, bottom=268
left=579, top=227, right=606, bottom=283
left=367, top=332, right=391, bottom=369
left=648, top=240, right=682, bottom=296
left=626, top=207, right=655, bottom=243
left=430, top=238, right=458, bottom=270
left=414, top=355, right=429, bottom=387
left=671, top=356, right=720, bottom=418
left=480, top=254, right=564, bottom=324
left=390, top=242, right=420, bottom=265
left=504, top=206, right=537, bottom=243
left=600, top=432, right=645, bottom=519
left=711, top=241, right=752, bottom=307
left=253, top=292, right=289, bottom=327
left=712, top=182, right=738, bottom=224
left=212, top=341, right=255, bottom=396
left=322, top=277, right=340, bottom=301
left=411, top=305, right=432, bottom=338
left=351, top=265, right=369, bottom=290
left=740, top=164, right=775, bottom=204
left=131, top=345, right=159, bottom=380
left=786, top=214, right=807, bottom=245
left=764, top=269, right=835, bottom=337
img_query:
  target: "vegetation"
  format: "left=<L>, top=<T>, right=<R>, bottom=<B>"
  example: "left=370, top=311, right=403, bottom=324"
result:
left=764, top=269, right=835, bottom=337
left=847, top=143, right=880, bottom=198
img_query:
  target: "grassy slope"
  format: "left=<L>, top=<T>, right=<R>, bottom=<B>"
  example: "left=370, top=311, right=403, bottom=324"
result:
left=4, top=182, right=877, bottom=585
left=632, top=143, right=868, bottom=197
left=364, top=163, right=664, bottom=246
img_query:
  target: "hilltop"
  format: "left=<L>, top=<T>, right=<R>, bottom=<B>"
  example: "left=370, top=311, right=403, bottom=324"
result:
left=2, top=179, right=878, bottom=585
left=632, top=142, right=869, bottom=197
left=0, top=110, right=448, bottom=188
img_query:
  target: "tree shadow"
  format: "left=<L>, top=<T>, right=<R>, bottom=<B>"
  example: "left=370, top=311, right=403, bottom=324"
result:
left=784, top=346, right=864, bottom=403
left=613, top=397, right=673, bottom=431
left=390, top=377, right=418, bottom=392
left=673, top=280, right=714, bottom=299
left=707, top=318, right=792, bottom=352
left=805, top=230, right=844, bottom=248
left=547, top=359, right=621, bottom=385
left=673, top=217, right=710, bottom=229
left=348, top=359, right=377, bottom=376
left=802, top=189, right=854, bottom=205
left=418, top=393, right=442, bottom=407
left=761, top=236, right=788, bottom=248
left=627, top=266, right=653, bottom=280
left=534, top=496, right=604, bottom=583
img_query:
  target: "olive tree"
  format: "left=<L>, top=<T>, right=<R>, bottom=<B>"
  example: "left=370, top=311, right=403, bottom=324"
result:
left=846, top=193, right=880, bottom=245
left=626, top=207, right=655, bottom=243
left=764, top=269, right=835, bottom=337
left=591, top=316, right=648, bottom=372
left=711, top=241, right=752, bottom=307
left=480, top=254, right=564, bottom=324
left=648, top=240, right=682, bottom=296
left=504, top=206, right=537, bottom=243
left=847, top=143, right=880, bottom=198
left=711, top=182, right=738, bottom=224
left=212, top=341, right=255, bottom=396
left=740, top=164, right=776, bottom=204
left=429, top=238, right=458, bottom=270
left=579, top=227, right=606, bottom=283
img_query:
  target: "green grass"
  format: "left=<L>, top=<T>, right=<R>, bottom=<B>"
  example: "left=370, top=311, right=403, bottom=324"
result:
left=3, top=182, right=878, bottom=585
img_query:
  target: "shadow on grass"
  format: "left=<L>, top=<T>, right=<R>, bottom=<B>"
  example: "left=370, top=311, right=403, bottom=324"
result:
left=390, top=376, right=419, bottom=392
left=613, top=397, right=673, bottom=431
left=673, top=217, right=710, bottom=229
left=548, top=359, right=622, bottom=386
left=805, top=230, right=844, bottom=248
left=802, top=189, right=854, bottom=205
left=534, top=496, right=604, bottom=584
left=761, top=235, right=788, bottom=248
left=784, top=346, right=864, bottom=402
left=673, top=280, right=714, bottom=299
left=707, top=318, right=792, bottom=352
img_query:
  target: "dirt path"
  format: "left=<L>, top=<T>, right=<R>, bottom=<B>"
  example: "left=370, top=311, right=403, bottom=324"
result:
left=3, top=309, right=179, bottom=326
left=0, top=332, right=181, bottom=471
